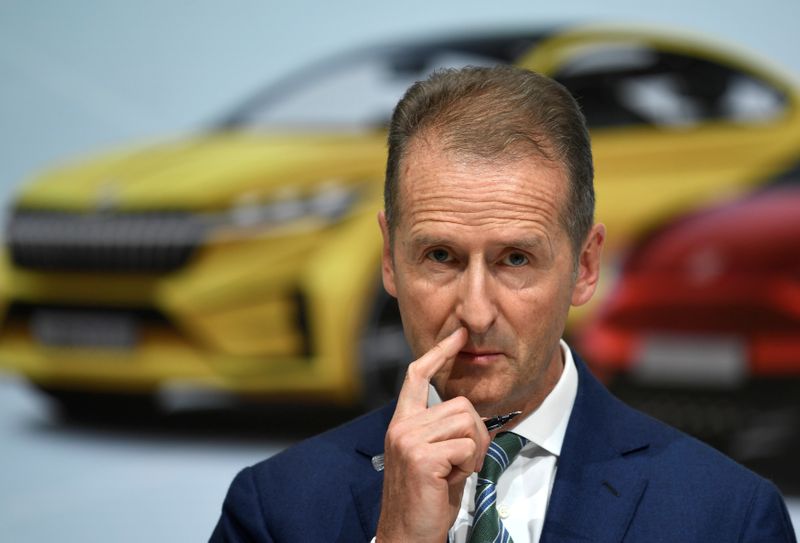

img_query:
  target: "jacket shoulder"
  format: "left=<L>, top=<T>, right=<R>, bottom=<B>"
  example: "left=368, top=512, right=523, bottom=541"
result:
left=210, top=403, right=394, bottom=542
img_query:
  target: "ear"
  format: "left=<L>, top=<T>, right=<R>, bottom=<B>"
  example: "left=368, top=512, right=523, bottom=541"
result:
left=378, top=211, right=397, bottom=297
left=571, top=223, right=606, bottom=307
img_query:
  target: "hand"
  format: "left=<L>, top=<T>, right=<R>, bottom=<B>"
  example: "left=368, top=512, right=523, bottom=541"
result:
left=376, top=327, right=490, bottom=543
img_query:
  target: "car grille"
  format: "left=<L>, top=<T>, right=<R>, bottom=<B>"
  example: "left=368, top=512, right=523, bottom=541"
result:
left=6, top=210, right=212, bottom=273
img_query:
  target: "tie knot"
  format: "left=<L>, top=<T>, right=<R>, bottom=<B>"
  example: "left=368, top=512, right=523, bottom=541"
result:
left=478, top=432, right=528, bottom=484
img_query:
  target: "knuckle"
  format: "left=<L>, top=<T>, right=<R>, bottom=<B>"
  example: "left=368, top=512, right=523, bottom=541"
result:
left=385, top=424, right=405, bottom=445
left=451, top=396, right=472, bottom=412
left=405, top=360, right=420, bottom=380
left=409, top=448, right=428, bottom=465
left=394, top=433, right=415, bottom=453
left=455, top=412, right=473, bottom=430
left=450, top=396, right=475, bottom=416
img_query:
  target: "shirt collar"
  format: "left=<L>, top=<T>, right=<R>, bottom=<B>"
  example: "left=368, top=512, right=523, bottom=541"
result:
left=427, top=339, right=577, bottom=457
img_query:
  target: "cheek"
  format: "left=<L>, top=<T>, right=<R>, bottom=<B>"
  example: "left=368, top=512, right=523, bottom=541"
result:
left=504, top=284, right=569, bottom=345
left=396, top=276, right=456, bottom=347
left=413, top=292, right=451, bottom=327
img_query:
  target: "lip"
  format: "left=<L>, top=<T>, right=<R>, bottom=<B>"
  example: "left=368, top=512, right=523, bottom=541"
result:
left=457, top=350, right=504, bottom=364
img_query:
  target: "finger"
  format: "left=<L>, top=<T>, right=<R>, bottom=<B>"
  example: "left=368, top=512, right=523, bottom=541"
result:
left=426, top=438, right=481, bottom=481
left=428, top=399, right=489, bottom=473
left=417, top=398, right=487, bottom=444
left=395, top=327, right=467, bottom=416
left=424, top=407, right=489, bottom=474
left=412, top=327, right=468, bottom=381
left=446, top=464, right=474, bottom=486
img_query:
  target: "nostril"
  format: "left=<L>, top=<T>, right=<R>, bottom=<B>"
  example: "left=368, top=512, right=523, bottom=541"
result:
left=458, top=309, right=497, bottom=336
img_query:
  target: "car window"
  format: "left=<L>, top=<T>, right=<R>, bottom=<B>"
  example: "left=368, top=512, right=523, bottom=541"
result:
left=220, top=34, right=544, bottom=132
left=241, top=51, right=499, bottom=131
left=551, top=42, right=789, bottom=129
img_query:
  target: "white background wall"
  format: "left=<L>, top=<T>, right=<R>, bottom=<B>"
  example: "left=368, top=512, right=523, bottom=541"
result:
left=1, top=0, right=799, bottom=209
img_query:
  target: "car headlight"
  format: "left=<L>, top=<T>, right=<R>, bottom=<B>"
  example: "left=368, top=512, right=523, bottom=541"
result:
left=229, top=181, right=359, bottom=230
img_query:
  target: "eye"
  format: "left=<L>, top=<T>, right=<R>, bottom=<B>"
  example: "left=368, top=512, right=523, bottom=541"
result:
left=426, top=248, right=452, bottom=263
left=503, top=252, right=529, bottom=267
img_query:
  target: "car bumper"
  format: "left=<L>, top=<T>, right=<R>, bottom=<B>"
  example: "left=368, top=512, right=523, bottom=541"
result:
left=0, top=209, right=384, bottom=404
left=577, top=272, right=800, bottom=382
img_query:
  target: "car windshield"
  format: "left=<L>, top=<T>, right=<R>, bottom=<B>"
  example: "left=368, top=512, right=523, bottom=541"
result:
left=221, top=34, right=543, bottom=132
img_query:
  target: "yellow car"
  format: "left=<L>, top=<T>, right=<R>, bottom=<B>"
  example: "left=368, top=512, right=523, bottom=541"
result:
left=1, top=24, right=799, bottom=412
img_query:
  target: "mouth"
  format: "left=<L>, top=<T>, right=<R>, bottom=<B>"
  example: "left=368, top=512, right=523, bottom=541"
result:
left=457, top=349, right=505, bottom=365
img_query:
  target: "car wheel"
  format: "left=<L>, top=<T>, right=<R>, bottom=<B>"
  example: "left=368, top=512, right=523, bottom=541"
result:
left=359, top=287, right=413, bottom=410
left=35, top=385, right=158, bottom=421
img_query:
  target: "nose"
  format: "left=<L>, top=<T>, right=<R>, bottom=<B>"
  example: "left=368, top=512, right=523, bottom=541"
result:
left=455, top=260, right=497, bottom=335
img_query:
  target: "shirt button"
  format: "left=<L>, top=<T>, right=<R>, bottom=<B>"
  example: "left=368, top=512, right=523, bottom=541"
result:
left=497, top=504, right=510, bottom=518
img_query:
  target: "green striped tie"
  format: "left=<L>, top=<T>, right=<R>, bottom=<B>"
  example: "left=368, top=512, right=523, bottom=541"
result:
left=467, top=432, right=528, bottom=543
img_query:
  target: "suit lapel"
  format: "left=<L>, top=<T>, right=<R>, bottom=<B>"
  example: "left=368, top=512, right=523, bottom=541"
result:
left=350, top=470, right=384, bottom=542
left=541, top=355, right=650, bottom=543
left=348, top=402, right=395, bottom=541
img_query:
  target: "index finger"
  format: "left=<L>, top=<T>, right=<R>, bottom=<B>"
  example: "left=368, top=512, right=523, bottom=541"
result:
left=395, top=327, right=467, bottom=417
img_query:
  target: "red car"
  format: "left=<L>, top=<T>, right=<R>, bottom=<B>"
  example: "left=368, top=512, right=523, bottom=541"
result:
left=576, top=185, right=800, bottom=452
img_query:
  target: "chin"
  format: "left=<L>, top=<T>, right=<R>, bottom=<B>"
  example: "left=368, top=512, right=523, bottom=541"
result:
left=441, top=378, right=509, bottom=415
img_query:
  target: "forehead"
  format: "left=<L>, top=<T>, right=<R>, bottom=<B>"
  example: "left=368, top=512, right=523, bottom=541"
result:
left=397, top=140, right=569, bottom=239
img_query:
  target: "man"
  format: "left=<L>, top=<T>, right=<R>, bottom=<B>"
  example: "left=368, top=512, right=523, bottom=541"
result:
left=211, top=66, right=796, bottom=542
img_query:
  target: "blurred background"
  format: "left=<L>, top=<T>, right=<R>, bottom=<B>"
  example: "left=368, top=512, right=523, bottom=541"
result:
left=1, top=1, right=799, bottom=541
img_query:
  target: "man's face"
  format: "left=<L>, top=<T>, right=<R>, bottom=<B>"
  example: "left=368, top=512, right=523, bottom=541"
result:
left=379, top=139, right=603, bottom=416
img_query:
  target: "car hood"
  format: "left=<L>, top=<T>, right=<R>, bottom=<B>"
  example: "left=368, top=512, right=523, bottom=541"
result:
left=625, top=186, right=800, bottom=275
left=14, top=131, right=388, bottom=211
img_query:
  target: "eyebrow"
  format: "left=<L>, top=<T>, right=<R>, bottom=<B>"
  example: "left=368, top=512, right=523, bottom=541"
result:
left=408, top=234, right=550, bottom=253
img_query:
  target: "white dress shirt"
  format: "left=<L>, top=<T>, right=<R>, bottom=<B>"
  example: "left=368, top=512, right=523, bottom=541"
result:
left=371, top=340, right=578, bottom=543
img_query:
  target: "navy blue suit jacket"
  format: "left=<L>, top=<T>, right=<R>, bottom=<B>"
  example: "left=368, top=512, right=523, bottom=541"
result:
left=211, top=354, right=796, bottom=542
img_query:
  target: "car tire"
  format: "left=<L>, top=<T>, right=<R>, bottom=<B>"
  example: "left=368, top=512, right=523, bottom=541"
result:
left=35, top=385, right=158, bottom=421
left=359, top=287, right=413, bottom=410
